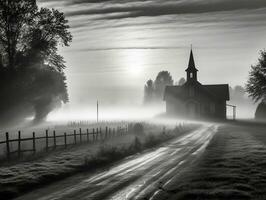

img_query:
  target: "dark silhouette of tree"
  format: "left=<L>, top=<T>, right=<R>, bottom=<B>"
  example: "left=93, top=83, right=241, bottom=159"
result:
left=143, top=71, right=174, bottom=104
left=246, top=50, right=266, bottom=119
left=178, top=77, right=186, bottom=85
left=0, top=0, right=72, bottom=125
left=255, top=100, right=266, bottom=119
left=246, top=50, right=266, bottom=102
left=144, top=79, right=154, bottom=104
left=0, top=0, right=37, bottom=69
left=154, top=71, right=173, bottom=100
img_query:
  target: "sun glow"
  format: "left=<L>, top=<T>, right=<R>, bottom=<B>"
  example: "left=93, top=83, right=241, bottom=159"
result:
left=47, top=105, right=165, bottom=122
left=125, top=50, right=145, bottom=76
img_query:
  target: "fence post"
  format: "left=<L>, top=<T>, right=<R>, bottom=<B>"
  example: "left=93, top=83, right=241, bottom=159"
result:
left=109, top=128, right=111, bottom=138
left=18, top=131, right=21, bottom=157
left=93, top=128, right=95, bottom=141
left=45, top=130, right=49, bottom=152
left=96, top=128, right=99, bottom=141
left=74, top=130, right=77, bottom=144
left=32, top=132, right=36, bottom=153
left=113, top=128, right=115, bottom=138
left=105, top=126, right=108, bottom=140
left=64, top=132, right=67, bottom=148
left=6, top=132, right=10, bottom=159
left=79, top=128, right=82, bottom=143
left=53, top=130, right=56, bottom=148
left=86, top=129, right=89, bottom=142
left=100, top=127, right=102, bottom=141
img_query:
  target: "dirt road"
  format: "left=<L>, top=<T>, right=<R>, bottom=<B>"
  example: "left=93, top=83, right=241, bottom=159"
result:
left=16, top=124, right=218, bottom=200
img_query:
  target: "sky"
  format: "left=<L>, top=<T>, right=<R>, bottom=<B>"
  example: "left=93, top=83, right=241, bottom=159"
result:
left=37, top=0, right=266, bottom=119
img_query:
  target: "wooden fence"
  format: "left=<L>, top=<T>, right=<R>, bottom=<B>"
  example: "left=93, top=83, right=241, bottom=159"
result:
left=0, top=125, right=128, bottom=160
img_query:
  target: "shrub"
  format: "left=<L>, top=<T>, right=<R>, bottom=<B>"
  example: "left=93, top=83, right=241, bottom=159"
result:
left=132, top=123, right=144, bottom=135
left=132, top=137, right=142, bottom=151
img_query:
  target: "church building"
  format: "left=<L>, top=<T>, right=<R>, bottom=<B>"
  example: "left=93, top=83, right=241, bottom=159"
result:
left=164, top=49, right=230, bottom=119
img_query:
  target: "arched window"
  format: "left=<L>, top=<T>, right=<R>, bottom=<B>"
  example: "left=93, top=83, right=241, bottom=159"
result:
left=190, top=72, right=193, bottom=78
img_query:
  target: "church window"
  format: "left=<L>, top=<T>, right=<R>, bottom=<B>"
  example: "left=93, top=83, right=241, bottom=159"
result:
left=190, top=72, right=193, bottom=78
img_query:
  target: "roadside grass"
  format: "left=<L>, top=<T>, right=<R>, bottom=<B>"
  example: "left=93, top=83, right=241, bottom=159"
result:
left=80, top=131, right=182, bottom=171
left=0, top=121, right=129, bottom=159
left=0, top=123, right=196, bottom=199
left=162, top=124, right=266, bottom=200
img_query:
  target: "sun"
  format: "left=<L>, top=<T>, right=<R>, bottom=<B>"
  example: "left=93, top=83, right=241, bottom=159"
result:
left=125, top=50, right=145, bottom=76
left=128, top=64, right=142, bottom=75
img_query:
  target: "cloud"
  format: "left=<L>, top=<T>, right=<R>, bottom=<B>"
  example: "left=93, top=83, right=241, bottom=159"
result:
left=61, top=0, right=266, bottom=20
left=75, top=46, right=187, bottom=52
left=67, top=0, right=150, bottom=4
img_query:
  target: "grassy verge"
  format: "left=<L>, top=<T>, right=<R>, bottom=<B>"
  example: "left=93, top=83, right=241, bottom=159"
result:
left=162, top=124, right=266, bottom=200
left=81, top=131, right=181, bottom=171
left=0, top=123, right=196, bottom=199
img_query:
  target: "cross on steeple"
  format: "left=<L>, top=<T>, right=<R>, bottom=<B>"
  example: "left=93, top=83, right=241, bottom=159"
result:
left=185, top=46, right=198, bottom=82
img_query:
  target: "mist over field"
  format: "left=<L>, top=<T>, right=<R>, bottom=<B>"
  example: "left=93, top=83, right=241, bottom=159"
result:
left=46, top=83, right=257, bottom=123
left=2, top=1, right=266, bottom=200
left=47, top=103, right=165, bottom=122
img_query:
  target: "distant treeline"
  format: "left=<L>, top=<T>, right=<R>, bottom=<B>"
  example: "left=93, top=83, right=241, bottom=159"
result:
left=143, top=71, right=186, bottom=104
left=143, top=71, right=251, bottom=106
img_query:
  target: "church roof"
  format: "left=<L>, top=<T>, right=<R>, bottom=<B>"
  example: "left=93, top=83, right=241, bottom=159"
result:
left=164, top=84, right=230, bottom=101
left=164, top=48, right=230, bottom=102
left=185, top=49, right=198, bottom=72
left=203, top=84, right=230, bottom=100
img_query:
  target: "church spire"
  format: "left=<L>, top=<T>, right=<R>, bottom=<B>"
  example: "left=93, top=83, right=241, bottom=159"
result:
left=185, top=46, right=198, bottom=82
left=188, top=49, right=196, bottom=69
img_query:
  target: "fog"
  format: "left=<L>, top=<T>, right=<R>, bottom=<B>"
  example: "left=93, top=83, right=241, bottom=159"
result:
left=0, top=81, right=258, bottom=130
left=45, top=85, right=257, bottom=124
left=47, top=103, right=165, bottom=122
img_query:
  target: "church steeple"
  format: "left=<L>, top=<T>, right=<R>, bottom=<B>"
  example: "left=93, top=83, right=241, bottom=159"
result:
left=185, top=47, right=198, bottom=82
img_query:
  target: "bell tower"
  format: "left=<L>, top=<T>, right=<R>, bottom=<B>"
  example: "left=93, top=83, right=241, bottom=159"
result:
left=185, top=47, right=198, bottom=82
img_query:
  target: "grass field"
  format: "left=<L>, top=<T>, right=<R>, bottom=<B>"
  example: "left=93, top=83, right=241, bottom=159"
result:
left=0, top=121, right=129, bottom=158
left=0, top=122, right=195, bottom=199
left=159, top=123, right=266, bottom=200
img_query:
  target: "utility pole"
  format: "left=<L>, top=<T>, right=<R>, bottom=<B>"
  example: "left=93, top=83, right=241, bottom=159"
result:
left=97, top=100, right=99, bottom=123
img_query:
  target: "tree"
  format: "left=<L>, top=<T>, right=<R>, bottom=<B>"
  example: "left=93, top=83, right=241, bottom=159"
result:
left=0, top=0, right=37, bottom=69
left=178, top=77, right=186, bottom=85
left=255, top=101, right=266, bottom=119
left=0, top=0, right=72, bottom=125
left=154, top=71, right=173, bottom=100
left=230, top=85, right=246, bottom=101
left=246, top=50, right=266, bottom=102
left=144, top=79, right=154, bottom=104
left=246, top=50, right=266, bottom=119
